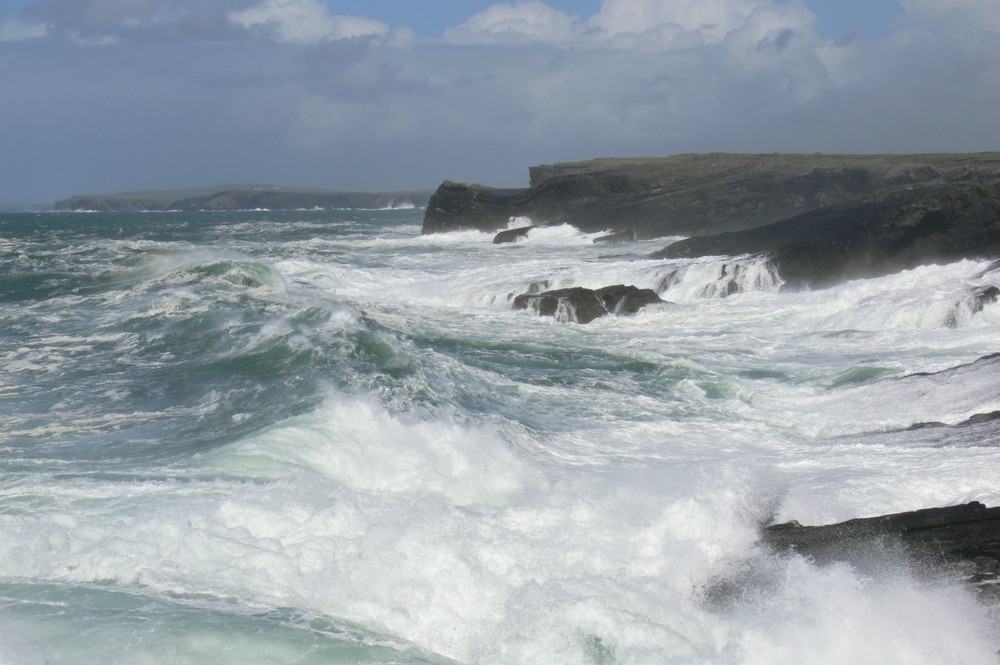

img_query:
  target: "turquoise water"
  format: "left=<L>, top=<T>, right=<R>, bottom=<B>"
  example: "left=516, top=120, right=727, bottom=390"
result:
left=2, top=210, right=999, bottom=664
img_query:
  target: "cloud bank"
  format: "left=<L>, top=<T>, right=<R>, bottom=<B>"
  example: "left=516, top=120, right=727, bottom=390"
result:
left=2, top=0, right=999, bottom=204
left=228, top=0, right=390, bottom=43
left=444, top=2, right=586, bottom=44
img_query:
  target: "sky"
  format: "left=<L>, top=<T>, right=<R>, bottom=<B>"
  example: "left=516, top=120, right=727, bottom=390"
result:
left=0, top=0, right=998, bottom=206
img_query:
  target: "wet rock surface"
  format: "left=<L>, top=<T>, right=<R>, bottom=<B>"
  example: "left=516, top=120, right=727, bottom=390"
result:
left=762, top=502, right=1000, bottom=597
left=512, top=285, right=664, bottom=324
left=493, top=225, right=537, bottom=243
left=654, top=178, right=1000, bottom=289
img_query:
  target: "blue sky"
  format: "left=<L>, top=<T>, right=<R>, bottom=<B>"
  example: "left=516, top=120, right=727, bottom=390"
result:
left=322, top=0, right=898, bottom=41
left=807, top=0, right=901, bottom=41
left=0, top=0, right=996, bottom=205
left=314, top=1, right=901, bottom=42
left=0, top=1, right=900, bottom=41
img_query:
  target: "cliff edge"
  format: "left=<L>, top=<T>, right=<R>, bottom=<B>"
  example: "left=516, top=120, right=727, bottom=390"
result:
left=422, top=153, right=1000, bottom=241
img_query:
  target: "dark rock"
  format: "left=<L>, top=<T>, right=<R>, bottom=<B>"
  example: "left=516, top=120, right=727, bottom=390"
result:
left=422, top=153, right=1000, bottom=239
left=762, top=502, right=1000, bottom=591
left=512, top=285, right=664, bottom=324
left=493, top=225, right=537, bottom=244
left=654, top=178, right=1000, bottom=289
left=908, top=410, right=1000, bottom=431
left=656, top=269, right=684, bottom=292
left=972, top=285, right=1000, bottom=312
left=423, top=181, right=532, bottom=234
left=943, top=285, right=1000, bottom=327
left=964, top=410, right=1000, bottom=425
left=525, top=280, right=549, bottom=293
left=901, top=352, right=1000, bottom=379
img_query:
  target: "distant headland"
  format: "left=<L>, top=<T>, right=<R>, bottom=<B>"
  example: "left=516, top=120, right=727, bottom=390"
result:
left=54, top=185, right=433, bottom=212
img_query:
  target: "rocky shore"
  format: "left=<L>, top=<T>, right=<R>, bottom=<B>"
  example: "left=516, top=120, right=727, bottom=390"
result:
left=423, top=153, right=1000, bottom=238
left=426, top=154, right=1000, bottom=601
left=654, top=177, right=1000, bottom=288
left=425, top=152, right=1000, bottom=291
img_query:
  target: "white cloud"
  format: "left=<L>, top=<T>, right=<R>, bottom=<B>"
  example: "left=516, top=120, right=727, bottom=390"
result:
left=229, top=0, right=389, bottom=43
left=590, top=0, right=765, bottom=43
left=324, top=15, right=391, bottom=41
left=4, top=0, right=1000, bottom=205
left=443, top=1, right=585, bottom=44
left=443, top=0, right=819, bottom=54
left=0, top=18, right=47, bottom=41
left=720, top=3, right=820, bottom=66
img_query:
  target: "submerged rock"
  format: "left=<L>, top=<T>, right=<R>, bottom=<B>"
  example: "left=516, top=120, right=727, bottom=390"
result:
left=943, top=285, right=1000, bottom=328
left=972, top=285, right=1000, bottom=312
left=512, top=285, right=664, bottom=324
left=762, top=502, right=1000, bottom=592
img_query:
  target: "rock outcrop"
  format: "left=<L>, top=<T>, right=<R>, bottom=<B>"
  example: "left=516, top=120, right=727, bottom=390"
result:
left=422, top=153, right=1000, bottom=239
left=493, top=225, right=537, bottom=244
left=653, top=177, right=1000, bottom=289
left=55, top=187, right=432, bottom=212
left=762, top=502, right=1000, bottom=591
left=512, top=285, right=664, bottom=323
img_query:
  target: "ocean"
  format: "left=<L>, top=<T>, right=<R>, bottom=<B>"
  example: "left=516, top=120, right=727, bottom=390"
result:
left=1, top=208, right=999, bottom=664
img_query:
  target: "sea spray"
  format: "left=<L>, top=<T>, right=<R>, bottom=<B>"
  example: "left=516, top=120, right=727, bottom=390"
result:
left=2, top=209, right=1000, bottom=664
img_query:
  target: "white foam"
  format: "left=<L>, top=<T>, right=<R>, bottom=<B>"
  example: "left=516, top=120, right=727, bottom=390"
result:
left=410, top=228, right=496, bottom=244
left=748, top=352, right=1000, bottom=437
left=803, top=261, right=997, bottom=330
left=6, top=213, right=1000, bottom=664
left=654, top=255, right=785, bottom=301
left=2, top=394, right=997, bottom=664
left=196, top=391, right=545, bottom=506
left=135, top=248, right=286, bottom=293
left=502, top=224, right=606, bottom=246
left=722, top=556, right=998, bottom=665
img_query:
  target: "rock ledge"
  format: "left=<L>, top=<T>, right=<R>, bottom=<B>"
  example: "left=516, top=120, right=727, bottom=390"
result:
left=512, top=285, right=664, bottom=323
left=762, top=502, right=1000, bottom=590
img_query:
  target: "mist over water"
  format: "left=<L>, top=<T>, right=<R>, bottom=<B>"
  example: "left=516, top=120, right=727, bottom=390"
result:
left=1, top=209, right=999, bottom=664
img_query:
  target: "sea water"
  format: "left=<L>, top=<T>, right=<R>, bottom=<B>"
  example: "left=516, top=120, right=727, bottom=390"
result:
left=1, top=209, right=999, bottom=664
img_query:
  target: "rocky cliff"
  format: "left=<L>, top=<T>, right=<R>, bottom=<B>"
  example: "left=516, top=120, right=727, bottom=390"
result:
left=422, top=153, right=1000, bottom=241
left=653, top=175, right=1000, bottom=288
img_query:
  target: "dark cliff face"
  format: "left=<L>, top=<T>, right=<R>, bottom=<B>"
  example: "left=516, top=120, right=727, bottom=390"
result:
left=423, top=182, right=531, bottom=234
left=653, top=178, right=1000, bottom=289
left=421, top=153, right=1000, bottom=238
